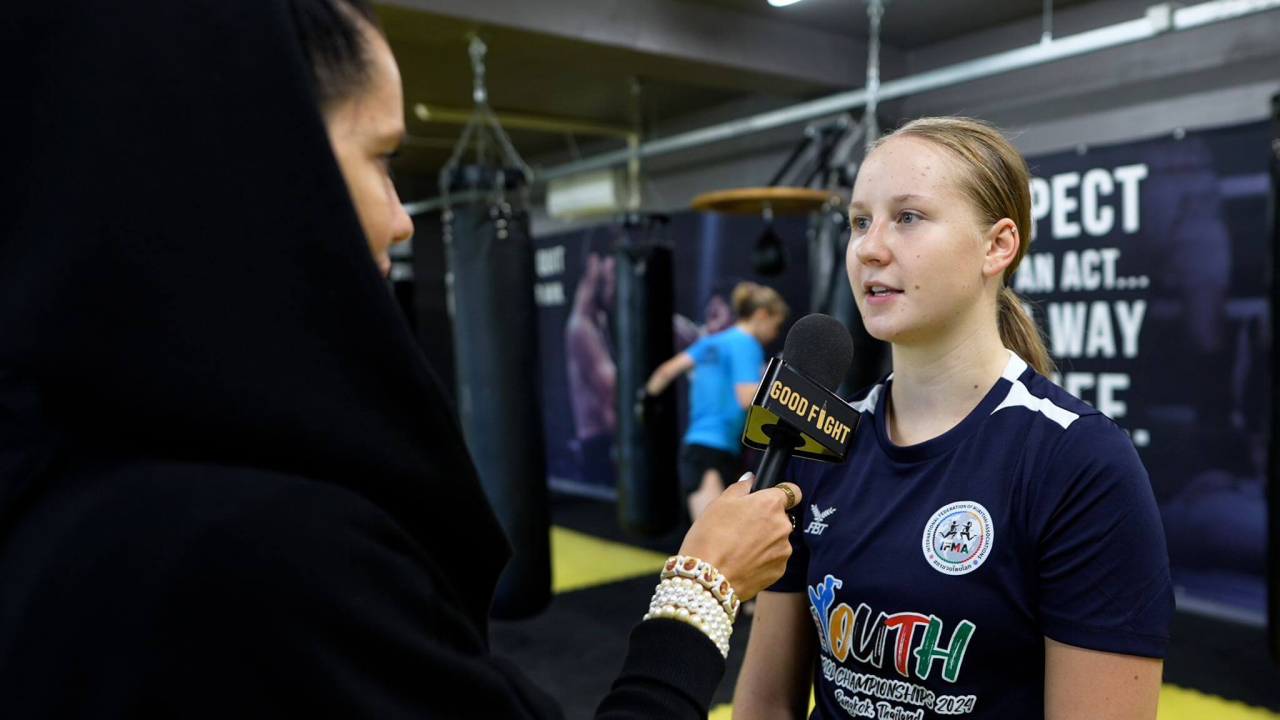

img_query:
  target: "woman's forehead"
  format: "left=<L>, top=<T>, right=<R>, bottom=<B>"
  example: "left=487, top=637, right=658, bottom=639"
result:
left=852, top=136, right=959, bottom=205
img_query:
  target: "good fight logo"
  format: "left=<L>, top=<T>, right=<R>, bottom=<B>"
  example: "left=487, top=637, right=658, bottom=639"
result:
left=769, top=380, right=852, bottom=444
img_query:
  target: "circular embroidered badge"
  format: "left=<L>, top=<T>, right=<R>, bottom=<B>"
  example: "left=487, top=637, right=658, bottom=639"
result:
left=922, top=501, right=994, bottom=576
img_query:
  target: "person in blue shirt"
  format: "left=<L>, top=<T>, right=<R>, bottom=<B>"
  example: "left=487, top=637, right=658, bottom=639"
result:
left=734, top=117, right=1174, bottom=719
left=645, top=282, right=789, bottom=521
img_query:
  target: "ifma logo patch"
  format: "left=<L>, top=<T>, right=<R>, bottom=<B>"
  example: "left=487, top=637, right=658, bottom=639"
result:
left=922, top=501, right=994, bottom=576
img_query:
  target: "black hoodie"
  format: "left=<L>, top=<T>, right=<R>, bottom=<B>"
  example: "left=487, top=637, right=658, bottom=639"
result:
left=0, top=1, right=722, bottom=716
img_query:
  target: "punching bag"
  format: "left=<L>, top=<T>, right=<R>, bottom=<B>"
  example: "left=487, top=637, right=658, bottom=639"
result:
left=443, top=166, right=551, bottom=619
left=614, top=214, right=680, bottom=537
left=1266, top=92, right=1280, bottom=662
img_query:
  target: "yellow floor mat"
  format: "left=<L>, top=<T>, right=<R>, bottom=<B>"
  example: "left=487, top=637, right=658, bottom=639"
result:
left=1158, top=684, right=1280, bottom=719
left=551, top=525, right=670, bottom=595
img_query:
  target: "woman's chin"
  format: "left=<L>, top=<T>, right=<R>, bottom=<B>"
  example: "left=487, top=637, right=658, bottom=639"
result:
left=862, top=318, right=904, bottom=344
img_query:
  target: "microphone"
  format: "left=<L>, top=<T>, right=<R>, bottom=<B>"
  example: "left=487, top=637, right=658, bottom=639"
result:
left=743, top=313, right=856, bottom=494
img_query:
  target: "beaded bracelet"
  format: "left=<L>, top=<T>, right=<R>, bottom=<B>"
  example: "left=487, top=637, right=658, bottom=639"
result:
left=641, top=555, right=740, bottom=659
left=661, top=555, right=740, bottom=623
left=644, top=577, right=733, bottom=658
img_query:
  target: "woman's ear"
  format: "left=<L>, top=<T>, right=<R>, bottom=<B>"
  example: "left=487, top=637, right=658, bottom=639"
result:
left=983, top=219, right=1020, bottom=280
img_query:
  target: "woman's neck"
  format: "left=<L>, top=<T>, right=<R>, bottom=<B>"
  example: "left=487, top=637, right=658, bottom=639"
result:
left=734, top=319, right=755, bottom=339
left=885, top=322, right=1010, bottom=446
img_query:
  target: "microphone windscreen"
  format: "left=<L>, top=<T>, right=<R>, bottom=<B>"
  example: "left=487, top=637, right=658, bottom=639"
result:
left=781, top=314, right=855, bottom=392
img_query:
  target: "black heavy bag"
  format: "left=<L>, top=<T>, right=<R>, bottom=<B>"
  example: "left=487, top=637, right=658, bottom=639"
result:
left=1267, top=92, right=1280, bottom=663
left=615, top=215, right=680, bottom=537
left=444, top=191, right=551, bottom=620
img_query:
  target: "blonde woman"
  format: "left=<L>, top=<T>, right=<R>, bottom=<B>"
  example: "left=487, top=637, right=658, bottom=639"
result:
left=734, top=118, right=1172, bottom=719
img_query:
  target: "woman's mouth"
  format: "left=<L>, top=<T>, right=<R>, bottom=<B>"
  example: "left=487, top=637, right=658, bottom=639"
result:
left=865, top=284, right=903, bottom=304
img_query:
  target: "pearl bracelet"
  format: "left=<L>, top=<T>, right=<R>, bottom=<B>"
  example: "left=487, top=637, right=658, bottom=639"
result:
left=642, top=555, right=740, bottom=659
left=644, top=577, right=733, bottom=658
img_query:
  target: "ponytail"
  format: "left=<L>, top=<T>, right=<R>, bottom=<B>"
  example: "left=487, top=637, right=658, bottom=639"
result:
left=997, top=286, right=1054, bottom=376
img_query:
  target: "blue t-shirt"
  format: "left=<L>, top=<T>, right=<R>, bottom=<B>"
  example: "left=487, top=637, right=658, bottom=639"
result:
left=682, top=327, right=765, bottom=454
left=771, top=351, right=1173, bottom=720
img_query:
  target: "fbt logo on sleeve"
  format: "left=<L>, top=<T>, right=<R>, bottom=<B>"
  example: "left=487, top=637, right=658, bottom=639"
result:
left=922, top=502, right=994, bottom=576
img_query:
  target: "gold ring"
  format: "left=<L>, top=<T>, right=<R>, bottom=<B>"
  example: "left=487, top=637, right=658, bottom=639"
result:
left=777, top=483, right=796, bottom=511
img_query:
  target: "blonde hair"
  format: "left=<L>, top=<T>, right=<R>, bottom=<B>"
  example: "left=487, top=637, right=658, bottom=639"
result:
left=874, top=116, right=1054, bottom=376
left=731, top=282, right=789, bottom=321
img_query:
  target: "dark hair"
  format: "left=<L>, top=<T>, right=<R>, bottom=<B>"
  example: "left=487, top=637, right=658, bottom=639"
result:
left=287, top=0, right=381, bottom=111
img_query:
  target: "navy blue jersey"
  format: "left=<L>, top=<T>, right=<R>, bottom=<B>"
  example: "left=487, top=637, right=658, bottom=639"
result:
left=771, top=351, right=1173, bottom=720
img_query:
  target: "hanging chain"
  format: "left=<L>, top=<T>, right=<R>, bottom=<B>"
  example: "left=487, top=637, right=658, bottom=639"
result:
left=864, top=0, right=883, bottom=151
left=440, top=34, right=532, bottom=214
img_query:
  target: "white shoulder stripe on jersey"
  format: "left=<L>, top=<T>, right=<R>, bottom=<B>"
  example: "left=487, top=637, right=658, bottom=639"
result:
left=848, top=381, right=885, bottom=415
left=1001, top=350, right=1029, bottom=381
left=992, top=379, right=1080, bottom=429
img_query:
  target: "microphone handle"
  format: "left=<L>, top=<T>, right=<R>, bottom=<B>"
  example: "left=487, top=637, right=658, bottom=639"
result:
left=750, top=423, right=804, bottom=493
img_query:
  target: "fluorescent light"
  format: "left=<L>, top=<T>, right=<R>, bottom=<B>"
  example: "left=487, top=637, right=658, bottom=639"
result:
left=768, top=0, right=807, bottom=6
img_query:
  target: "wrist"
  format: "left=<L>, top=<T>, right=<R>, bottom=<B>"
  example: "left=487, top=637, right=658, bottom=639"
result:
left=641, top=554, right=741, bottom=659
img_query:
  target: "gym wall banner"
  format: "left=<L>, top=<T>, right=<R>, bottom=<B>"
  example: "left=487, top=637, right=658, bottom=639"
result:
left=533, top=211, right=811, bottom=500
left=1019, top=121, right=1271, bottom=617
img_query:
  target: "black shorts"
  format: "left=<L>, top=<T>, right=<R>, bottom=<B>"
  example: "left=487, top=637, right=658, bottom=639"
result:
left=678, top=443, right=742, bottom=497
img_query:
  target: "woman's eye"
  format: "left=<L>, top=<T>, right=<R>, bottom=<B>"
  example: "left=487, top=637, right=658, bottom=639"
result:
left=900, top=211, right=920, bottom=224
left=852, top=217, right=870, bottom=231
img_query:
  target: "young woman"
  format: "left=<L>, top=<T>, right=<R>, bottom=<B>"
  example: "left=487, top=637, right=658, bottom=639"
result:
left=734, top=118, right=1173, bottom=719
left=0, top=1, right=800, bottom=717
left=644, top=283, right=789, bottom=521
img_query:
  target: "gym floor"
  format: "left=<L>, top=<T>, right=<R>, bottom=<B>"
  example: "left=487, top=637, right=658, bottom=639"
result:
left=491, top=493, right=1280, bottom=720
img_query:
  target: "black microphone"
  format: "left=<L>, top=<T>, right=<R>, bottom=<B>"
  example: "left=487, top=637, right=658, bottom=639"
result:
left=743, top=314, right=856, bottom=494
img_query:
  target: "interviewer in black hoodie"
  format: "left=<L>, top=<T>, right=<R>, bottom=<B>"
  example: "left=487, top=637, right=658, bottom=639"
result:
left=0, top=1, right=800, bottom=718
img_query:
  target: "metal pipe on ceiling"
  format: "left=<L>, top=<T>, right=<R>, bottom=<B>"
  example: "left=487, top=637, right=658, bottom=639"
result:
left=413, top=103, right=635, bottom=138
left=404, top=0, right=1280, bottom=215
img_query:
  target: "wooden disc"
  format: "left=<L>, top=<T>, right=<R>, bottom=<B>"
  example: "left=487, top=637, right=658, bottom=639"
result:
left=690, top=187, right=840, bottom=215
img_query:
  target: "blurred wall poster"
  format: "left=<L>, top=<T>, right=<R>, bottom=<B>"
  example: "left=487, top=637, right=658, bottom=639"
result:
left=533, top=212, right=810, bottom=500
left=1021, top=121, right=1270, bottom=617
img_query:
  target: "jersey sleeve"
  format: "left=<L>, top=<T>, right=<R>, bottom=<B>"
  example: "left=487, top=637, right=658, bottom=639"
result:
left=728, top=335, right=765, bottom=386
left=1030, top=414, right=1174, bottom=658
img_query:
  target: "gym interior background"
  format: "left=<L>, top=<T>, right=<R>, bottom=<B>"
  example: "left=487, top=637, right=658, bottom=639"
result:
left=376, top=0, right=1280, bottom=717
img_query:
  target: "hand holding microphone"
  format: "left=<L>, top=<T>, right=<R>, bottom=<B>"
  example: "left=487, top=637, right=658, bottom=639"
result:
left=678, top=472, right=801, bottom=601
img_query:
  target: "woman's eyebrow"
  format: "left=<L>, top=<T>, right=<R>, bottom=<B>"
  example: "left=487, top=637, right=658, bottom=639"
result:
left=848, top=193, right=932, bottom=214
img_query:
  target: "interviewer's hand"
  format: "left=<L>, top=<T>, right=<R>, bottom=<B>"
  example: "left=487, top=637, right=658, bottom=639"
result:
left=677, top=473, right=800, bottom=602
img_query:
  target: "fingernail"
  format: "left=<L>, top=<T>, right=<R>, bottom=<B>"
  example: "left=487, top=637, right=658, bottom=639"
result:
left=738, top=472, right=753, bottom=483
